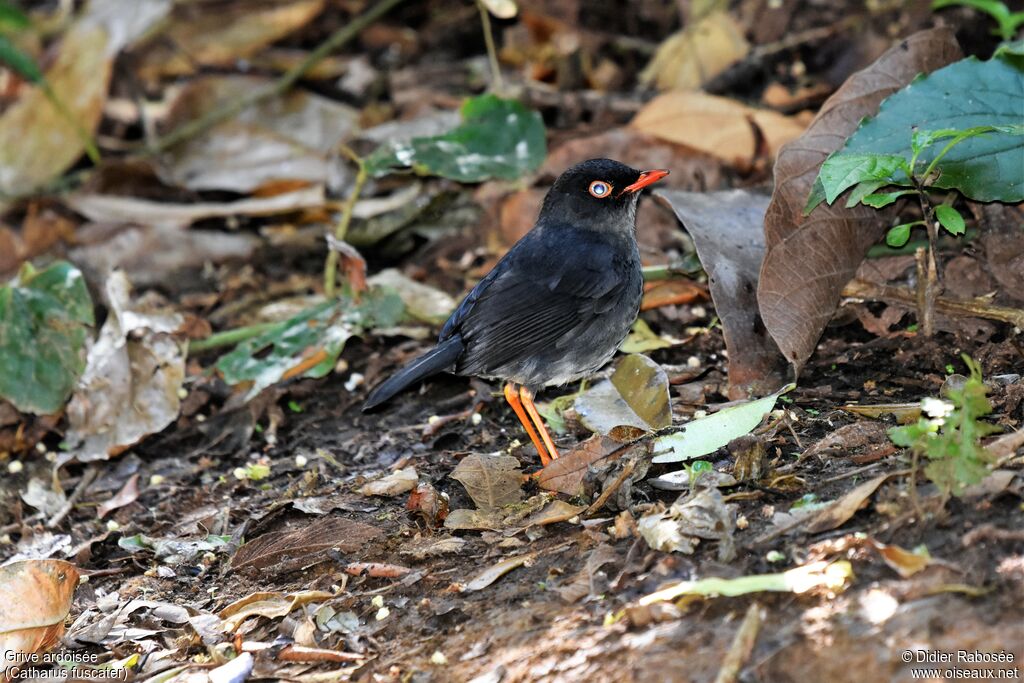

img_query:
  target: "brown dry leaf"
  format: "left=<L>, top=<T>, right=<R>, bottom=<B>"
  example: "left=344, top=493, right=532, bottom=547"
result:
left=575, top=354, right=672, bottom=437
left=359, top=467, right=418, bottom=497
left=134, top=0, right=326, bottom=82
left=805, top=474, right=893, bottom=534
left=219, top=590, right=333, bottom=633
left=640, top=11, right=749, bottom=91
left=0, top=560, right=80, bottom=677
left=637, top=488, right=737, bottom=561
left=0, top=25, right=108, bottom=196
left=631, top=92, right=804, bottom=170
left=536, top=434, right=627, bottom=496
left=557, top=544, right=618, bottom=603
left=521, top=499, right=586, bottom=527
left=802, top=421, right=891, bottom=459
left=466, top=553, right=536, bottom=591
left=656, top=189, right=789, bottom=398
left=450, top=454, right=524, bottom=510
left=640, top=279, right=706, bottom=311
left=65, top=271, right=186, bottom=462
left=444, top=494, right=551, bottom=531
left=96, top=474, right=140, bottom=519
left=869, top=539, right=933, bottom=578
left=758, top=28, right=962, bottom=374
left=230, top=517, right=382, bottom=574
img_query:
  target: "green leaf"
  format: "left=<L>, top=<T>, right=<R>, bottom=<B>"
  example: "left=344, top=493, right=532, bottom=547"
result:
left=885, top=222, right=916, bottom=247
left=216, top=288, right=403, bottom=400
left=862, top=189, right=916, bottom=208
left=651, top=384, right=794, bottom=463
left=0, top=261, right=94, bottom=414
left=821, top=54, right=1024, bottom=202
left=818, top=154, right=908, bottom=204
left=935, top=205, right=966, bottom=235
left=365, top=94, right=546, bottom=182
left=933, top=0, right=1024, bottom=40
left=0, top=2, right=30, bottom=31
left=0, top=34, right=42, bottom=83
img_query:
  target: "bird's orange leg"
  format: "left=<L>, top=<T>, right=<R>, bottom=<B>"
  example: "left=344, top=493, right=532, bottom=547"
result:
left=519, top=386, right=559, bottom=464
left=504, top=383, right=551, bottom=465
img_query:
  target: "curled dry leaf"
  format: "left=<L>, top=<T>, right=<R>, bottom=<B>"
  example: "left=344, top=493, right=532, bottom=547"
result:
left=0, top=560, right=80, bottom=678
left=637, top=488, right=737, bottom=561
left=465, top=553, right=535, bottom=591
left=656, top=189, right=788, bottom=398
left=66, top=271, right=187, bottom=462
left=758, top=28, right=962, bottom=374
left=218, top=590, right=334, bottom=633
left=804, top=473, right=893, bottom=534
left=640, top=11, right=749, bottom=92
left=536, top=434, right=630, bottom=496
left=450, top=454, right=524, bottom=510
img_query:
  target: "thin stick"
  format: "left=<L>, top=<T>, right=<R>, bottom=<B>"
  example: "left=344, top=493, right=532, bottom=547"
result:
left=714, top=602, right=764, bottom=683
left=146, top=0, right=406, bottom=154
left=476, top=1, right=504, bottom=93
left=324, top=146, right=368, bottom=298
left=842, top=279, right=1024, bottom=328
left=583, top=458, right=637, bottom=516
left=47, top=465, right=98, bottom=528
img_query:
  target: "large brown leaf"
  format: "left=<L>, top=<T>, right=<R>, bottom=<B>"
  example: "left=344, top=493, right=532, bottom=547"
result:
left=758, top=28, right=961, bottom=374
left=656, top=189, right=788, bottom=398
left=0, top=560, right=80, bottom=678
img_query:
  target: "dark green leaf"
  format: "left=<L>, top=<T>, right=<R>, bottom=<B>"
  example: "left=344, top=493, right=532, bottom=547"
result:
left=216, top=288, right=403, bottom=400
left=885, top=223, right=915, bottom=247
left=0, top=261, right=94, bottom=414
left=935, top=204, right=966, bottom=235
left=365, top=94, right=546, bottom=182
left=0, top=2, right=30, bottom=31
left=0, top=34, right=42, bottom=83
left=822, top=54, right=1024, bottom=202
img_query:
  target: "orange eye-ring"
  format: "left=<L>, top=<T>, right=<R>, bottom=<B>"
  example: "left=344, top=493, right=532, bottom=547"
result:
left=588, top=180, right=612, bottom=198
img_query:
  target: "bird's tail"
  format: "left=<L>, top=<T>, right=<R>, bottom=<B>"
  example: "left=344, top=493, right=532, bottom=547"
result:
left=362, top=335, right=464, bottom=411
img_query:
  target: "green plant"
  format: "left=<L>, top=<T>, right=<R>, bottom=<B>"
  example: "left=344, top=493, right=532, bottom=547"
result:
left=889, top=355, right=1000, bottom=498
left=809, top=49, right=1024, bottom=334
left=933, top=0, right=1024, bottom=41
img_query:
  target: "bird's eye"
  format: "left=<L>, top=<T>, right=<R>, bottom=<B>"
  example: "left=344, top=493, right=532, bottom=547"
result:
left=588, top=180, right=612, bottom=198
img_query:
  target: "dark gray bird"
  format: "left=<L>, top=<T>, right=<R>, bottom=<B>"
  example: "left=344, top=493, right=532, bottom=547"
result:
left=363, top=158, right=668, bottom=464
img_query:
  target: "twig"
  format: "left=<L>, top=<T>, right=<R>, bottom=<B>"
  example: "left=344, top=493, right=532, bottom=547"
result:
left=714, top=602, right=764, bottom=683
left=476, top=0, right=504, bottom=93
left=324, top=146, right=368, bottom=298
left=842, top=279, right=1024, bottom=328
left=583, top=457, right=637, bottom=516
left=47, top=465, right=98, bottom=528
left=145, top=0, right=407, bottom=154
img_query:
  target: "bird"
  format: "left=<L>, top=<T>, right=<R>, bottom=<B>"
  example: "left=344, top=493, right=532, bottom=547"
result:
left=363, top=158, right=669, bottom=465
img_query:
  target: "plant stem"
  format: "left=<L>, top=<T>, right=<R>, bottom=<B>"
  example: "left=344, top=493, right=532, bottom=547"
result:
left=324, top=146, right=368, bottom=298
left=476, top=0, right=504, bottom=93
left=189, top=321, right=282, bottom=353
left=41, top=82, right=101, bottom=164
left=145, top=0, right=406, bottom=154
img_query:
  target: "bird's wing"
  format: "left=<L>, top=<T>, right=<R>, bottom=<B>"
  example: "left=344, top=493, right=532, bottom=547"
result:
left=440, top=226, right=629, bottom=376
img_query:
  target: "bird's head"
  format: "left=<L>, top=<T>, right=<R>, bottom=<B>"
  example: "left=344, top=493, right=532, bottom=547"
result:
left=540, top=158, right=669, bottom=232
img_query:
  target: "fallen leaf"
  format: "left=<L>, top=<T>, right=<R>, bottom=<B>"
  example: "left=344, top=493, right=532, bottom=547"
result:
left=219, top=590, right=334, bottom=633
left=0, top=560, right=80, bottom=678
left=21, top=479, right=68, bottom=518
left=869, top=539, right=933, bottom=578
left=359, top=467, right=419, bottom=497
left=536, top=434, right=628, bottom=496
left=758, top=28, right=961, bottom=373
left=656, top=189, right=789, bottom=398
left=465, top=553, right=535, bottom=591
left=639, top=278, right=706, bottom=312
left=367, top=268, right=457, bottom=325
left=631, top=92, right=804, bottom=170
left=805, top=474, right=893, bottom=534
left=640, top=11, right=749, bottom=92
left=134, top=0, right=325, bottom=81
left=450, top=454, right=524, bottom=509
left=840, top=402, right=922, bottom=424
left=557, top=544, right=618, bottom=603
left=444, top=494, right=551, bottom=531
left=65, top=185, right=326, bottom=230
left=97, top=474, right=140, bottom=519
left=637, top=488, right=736, bottom=561
left=521, top=499, right=585, bottom=527
left=65, top=271, right=186, bottom=462
left=230, top=517, right=382, bottom=574
left=619, top=319, right=683, bottom=354
left=651, top=385, right=792, bottom=463
left=575, top=354, right=672, bottom=437
left=159, top=75, right=359, bottom=192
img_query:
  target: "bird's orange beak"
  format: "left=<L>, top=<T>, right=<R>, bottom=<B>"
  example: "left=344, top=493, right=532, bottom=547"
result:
left=619, top=169, right=670, bottom=196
